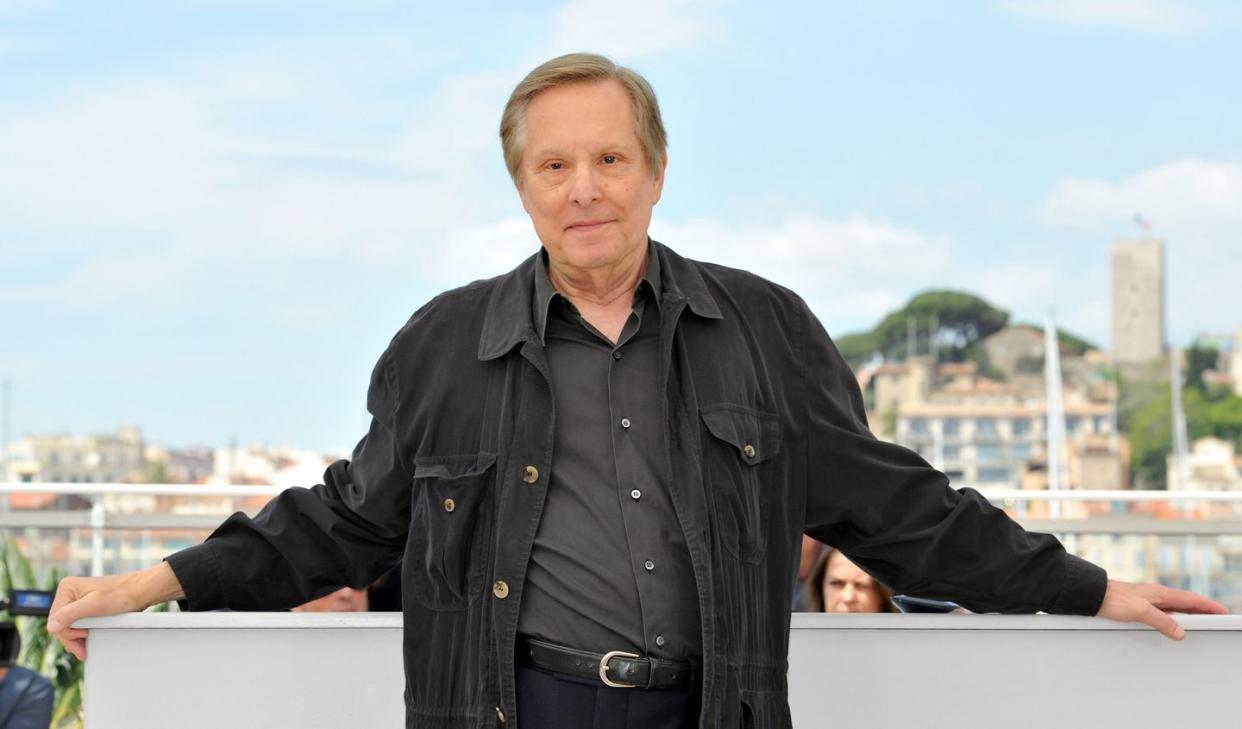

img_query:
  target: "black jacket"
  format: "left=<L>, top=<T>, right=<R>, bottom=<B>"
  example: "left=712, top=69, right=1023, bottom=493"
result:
left=167, top=241, right=1107, bottom=729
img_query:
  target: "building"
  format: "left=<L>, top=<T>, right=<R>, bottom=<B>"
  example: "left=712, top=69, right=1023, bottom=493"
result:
left=2, top=425, right=147, bottom=485
left=1167, top=437, right=1242, bottom=491
left=1111, top=238, right=1165, bottom=366
left=1233, top=323, right=1242, bottom=397
left=868, top=356, right=1123, bottom=488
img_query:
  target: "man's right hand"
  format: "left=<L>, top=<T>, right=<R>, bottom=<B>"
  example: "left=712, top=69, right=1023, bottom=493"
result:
left=47, top=561, right=186, bottom=661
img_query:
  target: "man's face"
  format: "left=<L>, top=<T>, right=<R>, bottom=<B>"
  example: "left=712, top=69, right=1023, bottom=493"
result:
left=517, top=79, right=665, bottom=274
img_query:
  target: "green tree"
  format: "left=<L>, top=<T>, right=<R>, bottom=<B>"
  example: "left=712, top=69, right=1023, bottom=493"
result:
left=870, top=290, right=1009, bottom=362
left=1184, top=345, right=1219, bottom=393
left=834, top=331, right=880, bottom=369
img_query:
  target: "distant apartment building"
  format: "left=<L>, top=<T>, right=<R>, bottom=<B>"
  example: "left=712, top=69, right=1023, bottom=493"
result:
left=1166, top=437, right=1242, bottom=491
left=1111, top=238, right=1165, bottom=366
left=2, top=425, right=147, bottom=485
left=208, top=442, right=340, bottom=489
left=866, top=350, right=1122, bottom=488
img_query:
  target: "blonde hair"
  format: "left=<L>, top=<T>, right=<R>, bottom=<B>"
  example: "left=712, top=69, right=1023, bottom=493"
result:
left=499, top=52, right=667, bottom=186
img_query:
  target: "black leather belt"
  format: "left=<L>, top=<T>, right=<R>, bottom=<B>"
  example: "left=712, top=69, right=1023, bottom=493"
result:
left=517, top=635, right=694, bottom=690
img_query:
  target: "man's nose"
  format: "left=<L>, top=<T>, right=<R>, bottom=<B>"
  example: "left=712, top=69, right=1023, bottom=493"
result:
left=841, top=585, right=857, bottom=603
left=569, top=165, right=602, bottom=206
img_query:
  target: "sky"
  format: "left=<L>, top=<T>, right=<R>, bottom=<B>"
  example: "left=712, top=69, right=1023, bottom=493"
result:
left=1, top=0, right=1240, bottom=453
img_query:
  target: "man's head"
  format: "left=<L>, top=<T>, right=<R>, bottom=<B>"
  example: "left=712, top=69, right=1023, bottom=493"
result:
left=501, top=54, right=668, bottom=275
left=500, top=53, right=667, bottom=188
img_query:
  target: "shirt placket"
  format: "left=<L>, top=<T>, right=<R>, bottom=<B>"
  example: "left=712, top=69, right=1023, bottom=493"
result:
left=608, top=301, right=677, bottom=657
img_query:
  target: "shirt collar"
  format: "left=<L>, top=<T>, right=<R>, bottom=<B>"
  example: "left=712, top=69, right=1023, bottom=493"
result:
left=531, top=241, right=663, bottom=345
left=478, top=239, right=721, bottom=361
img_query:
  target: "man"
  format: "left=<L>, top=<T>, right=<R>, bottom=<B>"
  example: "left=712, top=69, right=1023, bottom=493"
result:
left=0, top=624, right=54, bottom=729
left=48, top=53, right=1225, bottom=729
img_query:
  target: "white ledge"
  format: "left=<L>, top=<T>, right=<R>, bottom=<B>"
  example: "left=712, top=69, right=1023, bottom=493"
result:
left=77, top=610, right=1240, bottom=631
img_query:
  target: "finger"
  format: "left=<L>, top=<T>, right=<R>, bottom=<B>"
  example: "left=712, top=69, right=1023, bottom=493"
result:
left=1140, top=603, right=1185, bottom=641
left=63, top=634, right=87, bottom=662
left=48, top=591, right=103, bottom=634
left=1144, top=585, right=1228, bottom=615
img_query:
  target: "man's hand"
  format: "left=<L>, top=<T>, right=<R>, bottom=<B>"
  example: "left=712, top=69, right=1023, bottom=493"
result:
left=47, top=561, right=186, bottom=661
left=1097, top=579, right=1227, bottom=640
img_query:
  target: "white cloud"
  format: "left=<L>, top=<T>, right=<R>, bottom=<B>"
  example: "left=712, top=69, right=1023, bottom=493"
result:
left=999, top=0, right=1206, bottom=33
left=651, top=213, right=953, bottom=330
left=548, top=0, right=727, bottom=59
left=1042, top=159, right=1242, bottom=228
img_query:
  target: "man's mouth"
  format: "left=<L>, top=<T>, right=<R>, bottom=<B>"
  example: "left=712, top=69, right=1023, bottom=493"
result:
left=567, top=219, right=613, bottom=232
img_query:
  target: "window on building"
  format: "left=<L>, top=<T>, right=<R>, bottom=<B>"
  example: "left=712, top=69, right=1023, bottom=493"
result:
left=942, top=418, right=960, bottom=437
left=1095, top=415, right=1109, bottom=433
left=1011, top=444, right=1032, bottom=461
left=943, top=445, right=961, bottom=462
left=975, top=418, right=997, bottom=436
left=978, top=467, right=1011, bottom=483
left=1011, top=418, right=1031, bottom=437
left=976, top=444, right=1001, bottom=462
left=908, top=418, right=928, bottom=435
left=1065, top=416, right=1083, bottom=434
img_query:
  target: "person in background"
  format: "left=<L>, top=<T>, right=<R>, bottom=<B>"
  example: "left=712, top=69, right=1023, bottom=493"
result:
left=808, top=547, right=898, bottom=614
left=0, top=623, right=53, bottom=729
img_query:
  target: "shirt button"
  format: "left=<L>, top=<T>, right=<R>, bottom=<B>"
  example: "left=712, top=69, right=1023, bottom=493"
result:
left=620, top=417, right=632, bottom=429
left=443, top=498, right=456, bottom=512
left=493, top=581, right=510, bottom=599
left=644, top=560, right=655, bottom=571
left=743, top=444, right=757, bottom=459
left=523, top=465, right=539, bottom=484
left=612, top=350, right=623, bottom=360
left=630, top=489, right=641, bottom=500
left=655, top=634, right=665, bottom=647
left=496, top=707, right=507, bottom=724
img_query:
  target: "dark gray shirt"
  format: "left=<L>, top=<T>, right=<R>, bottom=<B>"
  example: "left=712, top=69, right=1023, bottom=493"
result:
left=516, top=245, right=702, bottom=660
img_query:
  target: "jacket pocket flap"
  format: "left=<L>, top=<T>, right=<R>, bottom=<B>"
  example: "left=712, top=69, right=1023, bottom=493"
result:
left=700, top=405, right=781, bottom=463
left=413, top=452, right=497, bottom=479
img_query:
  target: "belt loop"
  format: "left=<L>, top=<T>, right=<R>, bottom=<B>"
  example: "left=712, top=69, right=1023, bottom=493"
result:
left=644, top=657, right=661, bottom=690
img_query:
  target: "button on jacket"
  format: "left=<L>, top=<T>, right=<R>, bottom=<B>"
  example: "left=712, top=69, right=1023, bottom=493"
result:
left=166, top=241, right=1107, bottom=729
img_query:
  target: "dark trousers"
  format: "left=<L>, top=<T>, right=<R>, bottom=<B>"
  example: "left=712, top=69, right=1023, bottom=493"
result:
left=516, top=663, right=698, bottom=729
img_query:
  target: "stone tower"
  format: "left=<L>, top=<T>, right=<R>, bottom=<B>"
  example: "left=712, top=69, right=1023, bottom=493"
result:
left=1111, top=238, right=1165, bottom=365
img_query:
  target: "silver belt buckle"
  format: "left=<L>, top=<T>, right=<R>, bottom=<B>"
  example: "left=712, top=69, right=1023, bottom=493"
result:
left=598, top=650, right=640, bottom=688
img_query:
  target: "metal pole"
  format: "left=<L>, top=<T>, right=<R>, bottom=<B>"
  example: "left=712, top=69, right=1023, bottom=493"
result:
left=91, top=494, right=106, bottom=576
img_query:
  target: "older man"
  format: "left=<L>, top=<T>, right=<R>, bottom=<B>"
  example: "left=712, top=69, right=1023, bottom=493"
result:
left=49, top=53, right=1224, bottom=729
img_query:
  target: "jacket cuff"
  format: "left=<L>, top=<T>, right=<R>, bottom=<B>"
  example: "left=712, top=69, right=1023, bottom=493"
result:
left=1046, top=553, right=1108, bottom=616
left=164, top=542, right=228, bottom=612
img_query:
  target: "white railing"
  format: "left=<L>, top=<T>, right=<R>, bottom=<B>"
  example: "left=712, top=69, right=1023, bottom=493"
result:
left=5, top=482, right=1242, bottom=577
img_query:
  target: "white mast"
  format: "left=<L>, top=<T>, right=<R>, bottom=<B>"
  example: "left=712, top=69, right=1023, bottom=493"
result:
left=1170, top=349, right=1190, bottom=489
left=1045, top=314, right=1068, bottom=519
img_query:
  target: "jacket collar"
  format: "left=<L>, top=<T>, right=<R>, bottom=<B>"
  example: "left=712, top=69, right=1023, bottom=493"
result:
left=477, top=239, right=721, bottom=361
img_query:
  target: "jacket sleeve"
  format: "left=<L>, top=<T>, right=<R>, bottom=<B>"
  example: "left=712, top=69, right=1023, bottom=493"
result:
left=165, top=347, right=410, bottom=611
left=798, top=301, right=1107, bottom=615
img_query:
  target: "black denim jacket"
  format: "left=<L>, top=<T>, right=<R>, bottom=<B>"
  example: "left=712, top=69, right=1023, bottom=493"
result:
left=167, top=241, right=1107, bottom=729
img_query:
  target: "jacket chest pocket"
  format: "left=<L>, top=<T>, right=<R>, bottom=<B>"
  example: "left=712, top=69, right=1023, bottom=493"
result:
left=408, top=452, right=497, bottom=611
left=700, top=404, right=781, bottom=564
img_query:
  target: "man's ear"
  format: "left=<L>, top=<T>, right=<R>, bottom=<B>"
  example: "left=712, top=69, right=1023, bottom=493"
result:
left=652, top=151, right=668, bottom=204
left=516, top=175, right=532, bottom=215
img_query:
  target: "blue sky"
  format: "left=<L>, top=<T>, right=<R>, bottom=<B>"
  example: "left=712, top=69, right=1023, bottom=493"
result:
left=2, top=0, right=1240, bottom=453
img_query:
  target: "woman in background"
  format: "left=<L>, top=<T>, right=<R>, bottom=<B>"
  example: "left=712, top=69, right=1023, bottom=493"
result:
left=807, top=547, right=898, bottom=613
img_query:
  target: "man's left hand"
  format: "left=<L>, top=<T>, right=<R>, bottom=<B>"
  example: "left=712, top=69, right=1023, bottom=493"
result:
left=1097, top=579, right=1228, bottom=640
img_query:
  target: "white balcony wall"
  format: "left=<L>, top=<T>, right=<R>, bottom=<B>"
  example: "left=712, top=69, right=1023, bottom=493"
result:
left=78, top=612, right=1241, bottom=729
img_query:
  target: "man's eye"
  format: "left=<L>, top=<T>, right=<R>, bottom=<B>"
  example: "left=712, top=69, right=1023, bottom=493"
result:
left=602, top=155, right=617, bottom=164
left=547, top=162, right=564, bottom=171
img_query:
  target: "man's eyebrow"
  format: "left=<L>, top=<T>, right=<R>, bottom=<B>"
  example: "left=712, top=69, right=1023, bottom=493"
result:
left=528, top=142, right=639, bottom=161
